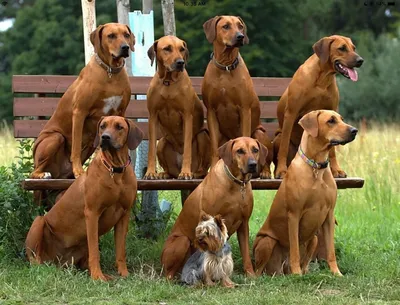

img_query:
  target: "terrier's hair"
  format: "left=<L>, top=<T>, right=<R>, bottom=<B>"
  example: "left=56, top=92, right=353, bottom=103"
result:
left=181, top=213, right=235, bottom=288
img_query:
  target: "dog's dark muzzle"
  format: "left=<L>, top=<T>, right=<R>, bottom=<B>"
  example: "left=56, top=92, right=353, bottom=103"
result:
left=119, top=44, right=130, bottom=58
left=247, top=158, right=257, bottom=173
left=172, top=59, right=185, bottom=71
left=100, top=133, right=118, bottom=150
left=330, top=127, right=358, bottom=146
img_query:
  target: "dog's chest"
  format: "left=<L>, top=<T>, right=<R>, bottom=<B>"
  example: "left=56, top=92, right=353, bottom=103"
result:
left=102, top=96, right=123, bottom=115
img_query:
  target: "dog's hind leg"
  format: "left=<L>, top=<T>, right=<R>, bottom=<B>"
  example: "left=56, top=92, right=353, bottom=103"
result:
left=157, top=137, right=180, bottom=179
left=161, top=235, right=191, bottom=280
left=253, top=235, right=277, bottom=276
left=301, top=235, right=318, bottom=274
left=25, top=216, right=46, bottom=264
left=252, top=126, right=273, bottom=179
left=192, top=129, right=211, bottom=178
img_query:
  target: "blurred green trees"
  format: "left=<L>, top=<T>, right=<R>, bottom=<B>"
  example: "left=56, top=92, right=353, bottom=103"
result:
left=0, top=0, right=399, bottom=122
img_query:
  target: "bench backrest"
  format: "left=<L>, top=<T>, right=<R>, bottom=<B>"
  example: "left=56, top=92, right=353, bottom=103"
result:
left=12, top=75, right=292, bottom=139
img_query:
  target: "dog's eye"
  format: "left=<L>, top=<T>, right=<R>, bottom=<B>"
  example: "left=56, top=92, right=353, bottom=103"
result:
left=100, top=124, right=106, bottom=129
left=327, top=117, right=336, bottom=124
left=237, top=148, right=245, bottom=154
left=108, top=33, right=116, bottom=39
left=252, top=148, right=259, bottom=153
left=116, top=124, right=123, bottom=130
left=124, top=33, right=130, bottom=39
left=238, top=24, right=244, bottom=30
left=180, top=47, right=185, bottom=52
left=163, top=46, right=172, bottom=52
left=338, top=45, right=347, bottom=51
left=222, top=24, right=230, bottom=30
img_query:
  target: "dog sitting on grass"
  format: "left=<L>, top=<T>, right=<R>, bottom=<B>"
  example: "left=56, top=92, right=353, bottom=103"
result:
left=180, top=213, right=235, bottom=288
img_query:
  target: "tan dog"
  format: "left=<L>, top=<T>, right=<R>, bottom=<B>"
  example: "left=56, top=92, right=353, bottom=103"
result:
left=161, top=137, right=269, bottom=279
left=274, top=35, right=363, bottom=179
left=25, top=116, right=143, bottom=281
left=31, top=23, right=135, bottom=181
left=144, top=35, right=210, bottom=180
left=202, top=15, right=273, bottom=178
left=253, top=110, right=358, bottom=276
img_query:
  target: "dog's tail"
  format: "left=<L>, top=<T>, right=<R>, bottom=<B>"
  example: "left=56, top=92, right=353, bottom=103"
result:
left=25, top=216, right=46, bottom=264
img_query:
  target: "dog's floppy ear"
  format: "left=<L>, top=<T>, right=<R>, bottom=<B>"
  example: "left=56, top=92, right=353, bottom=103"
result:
left=93, top=116, right=106, bottom=148
left=199, top=210, right=211, bottom=222
left=299, top=110, right=321, bottom=138
left=203, top=16, right=222, bottom=43
left=126, top=25, right=135, bottom=51
left=237, top=16, right=249, bottom=45
left=256, top=140, right=269, bottom=167
left=125, top=119, right=144, bottom=150
left=214, top=214, right=225, bottom=231
left=313, top=37, right=334, bottom=65
left=147, top=40, right=158, bottom=67
left=218, top=139, right=234, bottom=167
left=183, top=41, right=189, bottom=64
left=90, top=24, right=105, bottom=53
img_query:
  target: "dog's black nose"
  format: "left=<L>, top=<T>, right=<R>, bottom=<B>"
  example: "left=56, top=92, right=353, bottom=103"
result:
left=236, top=32, right=244, bottom=40
left=350, top=127, right=358, bottom=136
left=176, top=59, right=185, bottom=66
left=355, top=56, right=364, bottom=67
left=101, top=134, right=111, bottom=141
left=121, top=44, right=129, bottom=51
left=248, top=159, right=257, bottom=172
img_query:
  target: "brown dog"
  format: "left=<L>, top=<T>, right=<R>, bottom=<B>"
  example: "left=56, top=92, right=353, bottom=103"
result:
left=25, top=116, right=143, bottom=280
left=202, top=15, right=273, bottom=178
left=253, top=110, right=358, bottom=276
left=30, top=23, right=135, bottom=181
left=161, top=136, right=268, bottom=279
left=274, top=35, right=363, bottom=179
left=144, top=36, right=210, bottom=180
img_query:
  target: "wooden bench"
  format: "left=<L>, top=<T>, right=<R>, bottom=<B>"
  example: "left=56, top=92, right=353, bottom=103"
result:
left=12, top=75, right=365, bottom=191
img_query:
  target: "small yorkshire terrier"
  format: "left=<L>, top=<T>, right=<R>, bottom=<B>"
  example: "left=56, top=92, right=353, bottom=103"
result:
left=181, top=213, right=235, bottom=288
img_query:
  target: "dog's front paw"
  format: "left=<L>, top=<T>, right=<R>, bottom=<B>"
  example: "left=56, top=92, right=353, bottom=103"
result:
left=275, top=167, right=287, bottom=179
left=222, top=278, right=236, bottom=288
left=91, top=272, right=113, bottom=281
left=178, top=171, right=193, bottom=180
left=73, top=167, right=85, bottom=178
left=118, top=268, right=129, bottom=278
left=259, top=168, right=272, bottom=179
left=331, top=167, right=347, bottom=178
left=158, top=172, right=171, bottom=179
left=144, top=171, right=158, bottom=180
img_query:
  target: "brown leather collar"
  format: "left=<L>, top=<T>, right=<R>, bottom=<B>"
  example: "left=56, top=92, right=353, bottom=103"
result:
left=210, top=52, right=240, bottom=71
left=223, top=164, right=251, bottom=200
left=100, top=151, right=131, bottom=178
left=95, top=53, right=125, bottom=78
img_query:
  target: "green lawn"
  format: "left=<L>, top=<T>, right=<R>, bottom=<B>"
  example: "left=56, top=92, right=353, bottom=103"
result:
left=1, top=125, right=400, bottom=304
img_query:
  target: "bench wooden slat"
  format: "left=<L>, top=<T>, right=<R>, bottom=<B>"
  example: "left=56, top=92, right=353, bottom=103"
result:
left=13, top=75, right=291, bottom=96
left=13, top=98, right=279, bottom=118
left=13, top=120, right=280, bottom=140
left=21, top=177, right=365, bottom=191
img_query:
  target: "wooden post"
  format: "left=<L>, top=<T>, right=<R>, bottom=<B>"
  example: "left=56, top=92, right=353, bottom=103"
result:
left=116, top=0, right=132, bottom=76
left=143, top=0, right=152, bottom=14
left=161, top=0, right=176, bottom=36
left=81, top=0, right=96, bottom=65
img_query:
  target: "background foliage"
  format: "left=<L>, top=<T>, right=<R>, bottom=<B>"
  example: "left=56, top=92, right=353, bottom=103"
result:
left=0, top=0, right=400, bottom=121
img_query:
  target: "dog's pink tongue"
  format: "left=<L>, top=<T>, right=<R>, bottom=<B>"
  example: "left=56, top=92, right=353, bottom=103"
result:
left=346, top=67, right=358, bottom=82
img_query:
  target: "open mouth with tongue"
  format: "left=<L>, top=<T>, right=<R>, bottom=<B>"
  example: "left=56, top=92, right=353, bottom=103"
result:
left=335, top=61, right=358, bottom=82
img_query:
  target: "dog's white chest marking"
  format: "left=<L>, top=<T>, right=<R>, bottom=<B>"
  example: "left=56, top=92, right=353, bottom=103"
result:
left=103, top=96, right=122, bottom=114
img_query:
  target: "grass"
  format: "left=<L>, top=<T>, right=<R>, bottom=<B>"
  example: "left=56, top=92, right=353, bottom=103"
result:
left=1, top=124, right=400, bottom=304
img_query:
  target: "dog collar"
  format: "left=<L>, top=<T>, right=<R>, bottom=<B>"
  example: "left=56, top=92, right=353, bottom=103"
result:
left=95, top=53, right=125, bottom=78
left=223, top=164, right=251, bottom=200
left=210, top=52, right=239, bottom=71
left=100, top=152, right=131, bottom=178
left=298, top=146, right=329, bottom=178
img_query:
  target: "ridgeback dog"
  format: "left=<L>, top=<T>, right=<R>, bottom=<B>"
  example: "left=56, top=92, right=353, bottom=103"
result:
left=253, top=110, right=358, bottom=276
left=30, top=23, right=135, bottom=182
left=25, top=116, right=143, bottom=281
left=161, top=137, right=268, bottom=279
left=144, top=35, right=210, bottom=180
left=202, top=15, right=273, bottom=179
left=274, top=35, right=363, bottom=179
